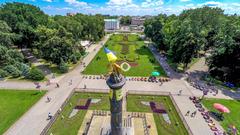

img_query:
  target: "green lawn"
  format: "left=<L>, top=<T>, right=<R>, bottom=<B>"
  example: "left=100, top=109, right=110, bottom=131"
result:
left=127, top=95, right=188, bottom=135
left=202, top=98, right=240, bottom=132
left=83, top=34, right=166, bottom=77
left=47, top=92, right=109, bottom=135
left=0, top=90, right=46, bottom=134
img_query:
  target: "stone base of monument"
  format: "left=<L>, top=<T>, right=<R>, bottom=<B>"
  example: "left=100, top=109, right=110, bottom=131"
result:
left=78, top=110, right=158, bottom=135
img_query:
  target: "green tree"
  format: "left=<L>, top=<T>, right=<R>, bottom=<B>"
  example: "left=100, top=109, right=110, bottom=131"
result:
left=27, top=67, right=44, bottom=81
left=120, top=16, right=131, bottom=25
left=0, top=2, right=48, bottom=48
left=59, top=59, right=69, bottom=73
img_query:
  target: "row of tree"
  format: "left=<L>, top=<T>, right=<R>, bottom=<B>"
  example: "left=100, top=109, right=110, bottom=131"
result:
left=0, top=2, right=105, bottom=80
left=144, top=7, right=240, bottom=85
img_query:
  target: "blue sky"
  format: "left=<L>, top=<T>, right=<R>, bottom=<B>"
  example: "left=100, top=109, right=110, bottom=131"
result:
left=1, top=0, right=240, bottom=15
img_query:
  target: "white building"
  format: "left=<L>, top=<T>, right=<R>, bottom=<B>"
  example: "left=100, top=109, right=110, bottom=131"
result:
left=80, top=40, right=91, bottom=49
left=104, top=19, right=120, bottom=30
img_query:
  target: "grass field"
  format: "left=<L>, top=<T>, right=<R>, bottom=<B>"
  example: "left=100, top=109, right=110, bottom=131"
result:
left=47, top=92, right=109, bottom=135
left=202, top=98, right=240, bottom=132
left=83, top=34, right=166, bottom=77
left=0, top=90, right=46, bottom=134
left=127, top=95, right=188, bottom=135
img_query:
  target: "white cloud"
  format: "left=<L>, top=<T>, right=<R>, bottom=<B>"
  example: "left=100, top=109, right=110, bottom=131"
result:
left=141, top=0, right=163, bottom=8
left=107, top=0, right=132, bottom=6
left=200, top=1, right=222, bottom=7
left=64, top=0, right=88, bottom=7
left=232, top=3, right=240, bottom=7
left=180, top=0, right=191, bottom=2
left=43, top=0, right=53, bottom=2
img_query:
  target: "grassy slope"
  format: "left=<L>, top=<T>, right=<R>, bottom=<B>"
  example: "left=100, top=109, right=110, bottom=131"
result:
left=202, top=98, right=240, bottom=131
left=47, top=92, right=109, bottom=135
left=127, top=95, right=188, bottom=135
left=0, top=90, right=46, bottom=134
left=83, top=34, right=166, bottom=77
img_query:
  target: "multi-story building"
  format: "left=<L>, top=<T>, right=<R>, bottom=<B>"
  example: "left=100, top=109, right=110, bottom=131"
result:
left=104, top=19, right=120, bottom=30
left=131, top=17, right=145, bottom=26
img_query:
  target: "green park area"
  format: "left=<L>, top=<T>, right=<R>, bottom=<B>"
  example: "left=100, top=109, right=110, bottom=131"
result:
left=47, top=92, right=109, bottom=135
left=83, top=34, right=166, bottom=77
left=0, top=90, right=46, bottom=134
left=127, top=95, right=188, bottom=135
left=202, top=98, right=240, bottom=132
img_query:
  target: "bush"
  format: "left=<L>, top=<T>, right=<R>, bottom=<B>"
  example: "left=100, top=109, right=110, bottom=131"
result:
left=75, top=52, right=81, bottom=60
left=27, top=68, right=45, bottom=81
left=14, top=62, right=30, bottom=76
left=70, top=55, right=77, bottom=64
left=59, top=59, right=69, bottom=73
left=3, top=65, right=21, bottom=78
left=0, top=69, right=8, bottom=78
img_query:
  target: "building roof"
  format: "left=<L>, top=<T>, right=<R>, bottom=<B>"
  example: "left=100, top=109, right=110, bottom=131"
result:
left=80, top=40, right=90, bottom=47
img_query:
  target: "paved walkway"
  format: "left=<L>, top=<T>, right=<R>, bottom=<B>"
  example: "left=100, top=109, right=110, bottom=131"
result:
left=3, top=35, right=239, bottom=135
left=4, top=34, right=110, bottom=135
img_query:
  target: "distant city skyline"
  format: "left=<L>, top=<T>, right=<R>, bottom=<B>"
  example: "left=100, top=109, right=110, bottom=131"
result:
left=1, top=0, right=240, bottom=15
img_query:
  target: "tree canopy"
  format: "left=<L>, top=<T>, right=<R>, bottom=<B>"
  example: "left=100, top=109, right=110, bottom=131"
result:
left=144, top=6, right=240, bottom=85
left=0, top=2, right=105, bottom=79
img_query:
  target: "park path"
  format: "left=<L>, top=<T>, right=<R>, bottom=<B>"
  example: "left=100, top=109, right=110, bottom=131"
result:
left=4, top=34, right=110, bottom=135
left=2, top=35, right=237, bottom=135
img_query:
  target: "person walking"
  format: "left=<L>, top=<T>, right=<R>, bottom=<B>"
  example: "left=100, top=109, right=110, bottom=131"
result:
left=84, top=84, right=87, bottom=89
left=191, top=111, right=197, bottom=117
left=69, top=79, right=72, bottom=85
left=178, top=90, right=183, bottom=96
left=48, top=112, right=52, bottom=120
left=185, top=110, right=190, bottom=116
left=47, top=96, right=51, bottom=102
left=56, top=83, right=60, bottom=88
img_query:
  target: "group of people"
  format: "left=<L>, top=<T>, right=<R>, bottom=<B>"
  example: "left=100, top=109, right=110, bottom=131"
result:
left=43, top=78, right=74, bottom=120
left=185, top=110, right=197, bottom=117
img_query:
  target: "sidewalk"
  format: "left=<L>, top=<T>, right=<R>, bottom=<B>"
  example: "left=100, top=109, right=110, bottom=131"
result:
left=172, top=95, right=216, bottom=135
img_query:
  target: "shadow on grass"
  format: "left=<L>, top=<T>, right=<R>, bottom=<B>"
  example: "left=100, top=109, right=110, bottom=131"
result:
left=209, top=111, right=224, bottom=121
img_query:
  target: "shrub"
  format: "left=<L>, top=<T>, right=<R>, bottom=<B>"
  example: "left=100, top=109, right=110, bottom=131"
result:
left=0, top=69, right=8, bottom=78
left=14, top=62, right=30, bottom=76
left=3, top=65, right=21, bottom=78
left=59, top=59, right=69, bottom=73
left=27, top=68, right=45, bottom=81
left=70, top=55, right=77, bottom=64
left=75, top=52, right=81, bottom=60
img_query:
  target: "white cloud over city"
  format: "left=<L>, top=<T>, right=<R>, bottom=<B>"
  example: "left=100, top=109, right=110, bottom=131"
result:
left=39, top=0, right=240, bottom=15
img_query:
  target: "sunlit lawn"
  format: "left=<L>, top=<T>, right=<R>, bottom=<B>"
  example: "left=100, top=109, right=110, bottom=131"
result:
left=127, top=95, right=188, bottom=135
left=83, top=34, right=166, bottom=77
left=202, top=98, right=240, bottom=132
left=47, top=92, right=109, bottom=135
left=0, top=90, right=46, bottom=134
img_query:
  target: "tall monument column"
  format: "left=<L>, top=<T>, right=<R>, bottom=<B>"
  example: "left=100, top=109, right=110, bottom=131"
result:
left=106, top=73, right=126, bottom=135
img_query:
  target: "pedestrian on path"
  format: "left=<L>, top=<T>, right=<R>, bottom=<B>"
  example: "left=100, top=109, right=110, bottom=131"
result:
left=36, top=84, right=41, bottom=89
left=84, top=84, right=87, bottom=89
left=178, top=90, right=183, bottom=96
left=47, top=96, right=51, bottom=102
left=69, top=79, right=72, bottom=85
left=48, top=112, right=53, bottom=120
left=185, top=110, right=190, bottom=116
left=159, top=81, right=163, bottom=86
left=56, top=83, right=60, bottom=88
left=191, top=111, right=197, bottom=117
